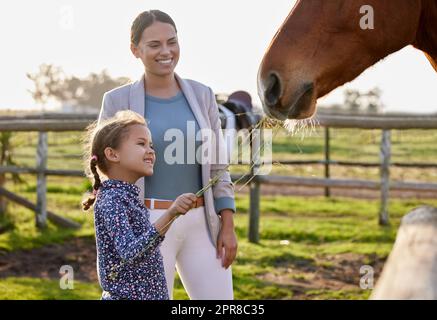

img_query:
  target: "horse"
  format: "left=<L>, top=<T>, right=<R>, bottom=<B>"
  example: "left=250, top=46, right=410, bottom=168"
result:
left=257, top=0, right=437, bottom=120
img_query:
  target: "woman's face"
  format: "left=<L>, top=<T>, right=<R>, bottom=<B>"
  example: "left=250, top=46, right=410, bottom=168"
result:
left=131, top=21, right=180, bottom=76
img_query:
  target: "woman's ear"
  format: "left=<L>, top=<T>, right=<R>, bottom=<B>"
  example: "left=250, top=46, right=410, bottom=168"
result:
left=130, top=43, right=140, bottom=58
left=104, top=147, right=120, bottom=163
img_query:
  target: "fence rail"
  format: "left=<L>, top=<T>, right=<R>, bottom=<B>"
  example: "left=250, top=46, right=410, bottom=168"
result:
left=315, top=112, right=437, bottom=129
left=1, top=112, right=437, bottom=241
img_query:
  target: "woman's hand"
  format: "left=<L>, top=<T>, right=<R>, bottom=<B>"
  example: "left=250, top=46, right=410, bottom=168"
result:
left=216, top=209, right=238, bottom=269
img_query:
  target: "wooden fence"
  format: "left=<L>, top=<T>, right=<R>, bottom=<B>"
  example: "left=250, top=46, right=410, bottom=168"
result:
left=235, top=112, right=437, bottom=242
left=0, top=112, right=437, bottom=243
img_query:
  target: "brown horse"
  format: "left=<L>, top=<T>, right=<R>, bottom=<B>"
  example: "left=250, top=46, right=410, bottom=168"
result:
left=257, top=0, right=437, bottom=120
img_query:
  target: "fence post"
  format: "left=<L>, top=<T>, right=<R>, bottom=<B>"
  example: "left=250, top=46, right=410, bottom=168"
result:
left=0, top=133, right=8, bottom=217
left=324, top=127, right=331, bottom=197
left=371, top=206, right=437, bottom=299
left=36, top=131, right=48, bottom=229
left=249, top=127, right=261, bottom=243
left=379, top=129, right=391, bottom=226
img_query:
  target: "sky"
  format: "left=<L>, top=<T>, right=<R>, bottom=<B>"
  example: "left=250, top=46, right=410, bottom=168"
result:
left=1, top=0, right=436, bottom=113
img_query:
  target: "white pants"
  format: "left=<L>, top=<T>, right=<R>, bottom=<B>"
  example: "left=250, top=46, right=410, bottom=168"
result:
left=148, top=206, right=234, bottom=300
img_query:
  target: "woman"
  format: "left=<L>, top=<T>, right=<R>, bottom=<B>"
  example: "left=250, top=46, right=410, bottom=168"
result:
left=97, top=10, right=237, bottom=300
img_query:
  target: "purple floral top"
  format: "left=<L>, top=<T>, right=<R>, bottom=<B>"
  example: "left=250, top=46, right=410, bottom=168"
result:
left=93, top=179, right=168, bottom=300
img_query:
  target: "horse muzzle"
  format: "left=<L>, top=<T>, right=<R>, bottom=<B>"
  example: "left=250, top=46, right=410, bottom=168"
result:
left=260, top=72, right=316, bottom=120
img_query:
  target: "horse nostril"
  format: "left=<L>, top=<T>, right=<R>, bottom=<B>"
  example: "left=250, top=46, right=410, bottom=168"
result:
left=264, top=73, right=281, bottom=107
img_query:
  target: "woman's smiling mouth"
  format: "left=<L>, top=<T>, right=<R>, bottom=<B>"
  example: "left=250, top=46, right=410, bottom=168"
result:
left=156, top=58, right=173, bottom=66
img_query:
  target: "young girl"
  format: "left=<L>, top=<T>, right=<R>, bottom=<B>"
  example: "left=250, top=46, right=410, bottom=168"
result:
left=82, top=110, right=197, bottom=300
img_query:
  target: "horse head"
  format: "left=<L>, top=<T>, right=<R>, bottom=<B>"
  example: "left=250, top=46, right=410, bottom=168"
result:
left=258, top=0, right=435, bottom=120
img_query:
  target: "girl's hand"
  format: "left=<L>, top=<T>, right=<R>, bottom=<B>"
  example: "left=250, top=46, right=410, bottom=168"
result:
left=168, top=193, right=198, bottom=218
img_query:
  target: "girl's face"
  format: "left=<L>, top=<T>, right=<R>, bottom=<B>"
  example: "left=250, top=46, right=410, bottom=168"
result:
left=131, top=21, right=180, bottom=76
left=110, top=124, right=156, bottom=178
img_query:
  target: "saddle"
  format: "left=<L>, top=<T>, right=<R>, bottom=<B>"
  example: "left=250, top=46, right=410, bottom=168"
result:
left=221, top=91, right=262, bottom=130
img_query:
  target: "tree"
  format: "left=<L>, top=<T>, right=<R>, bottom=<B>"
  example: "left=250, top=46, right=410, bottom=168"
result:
left=343, top=87, right=383, bottom=113
left=27, top=64, right=131, bottom=111
left=27, top=64, right=66, bottom=111
left=344, top=89, right=361, bottom=111
left=366, top=88, right=383, bottom=113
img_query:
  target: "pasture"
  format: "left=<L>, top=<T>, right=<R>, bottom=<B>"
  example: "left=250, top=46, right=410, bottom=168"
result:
left=0, top=126, right=436, bottom=299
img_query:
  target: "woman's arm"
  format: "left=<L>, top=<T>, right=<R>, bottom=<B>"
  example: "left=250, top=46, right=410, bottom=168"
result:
left=206, top=87, right=236, bottom=215
left=205, top=86, right=238, bottom=268
left=216, top=208, right=238, bottom=269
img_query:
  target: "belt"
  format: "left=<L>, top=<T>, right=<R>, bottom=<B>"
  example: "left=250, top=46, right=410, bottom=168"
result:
left=144, top=196, right=204, bottom=210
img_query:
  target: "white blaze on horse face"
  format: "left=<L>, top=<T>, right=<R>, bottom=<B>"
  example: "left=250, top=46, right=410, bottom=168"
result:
left=360, top=5, right=375, bottom=30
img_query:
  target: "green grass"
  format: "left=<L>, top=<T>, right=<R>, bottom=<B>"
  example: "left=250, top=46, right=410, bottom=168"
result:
left=305, top=289, right=371, bottom=300
left=2, top=176, right=435, bottom=254
left=0, top=277, right=101, bottom=300
left=1, top=129, right=437, bottom=299
left=1, top=176, right=436, bottom=299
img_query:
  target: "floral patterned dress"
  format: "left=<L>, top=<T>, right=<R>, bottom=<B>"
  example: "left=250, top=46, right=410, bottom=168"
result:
left=93, top=179, right=168, bottom=300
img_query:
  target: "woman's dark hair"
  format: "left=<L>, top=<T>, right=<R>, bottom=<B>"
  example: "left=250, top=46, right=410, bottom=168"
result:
left=131, top=10, right=177, bottom=46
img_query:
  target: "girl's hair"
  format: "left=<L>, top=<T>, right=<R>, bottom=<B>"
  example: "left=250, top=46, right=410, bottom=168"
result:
left=81, top=110, right=147, bottom=211
left=131, top=10, right=178, bottom=46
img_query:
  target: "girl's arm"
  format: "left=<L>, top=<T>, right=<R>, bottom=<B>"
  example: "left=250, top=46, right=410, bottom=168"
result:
left=102, top=196, right=164, bottom=262
left=102, top=192, right=197, bottom=262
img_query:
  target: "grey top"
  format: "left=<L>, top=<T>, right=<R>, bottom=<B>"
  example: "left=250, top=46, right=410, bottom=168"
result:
left=143, top=91, right=203, bottom=200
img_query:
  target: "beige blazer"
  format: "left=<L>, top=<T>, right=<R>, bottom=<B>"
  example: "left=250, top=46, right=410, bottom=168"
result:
left=97, top=73, right=235, bottom=248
